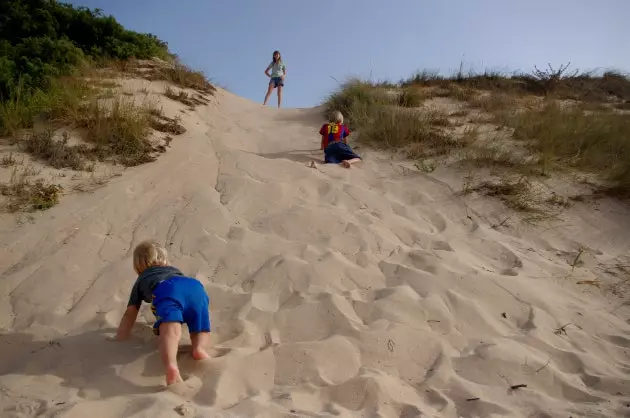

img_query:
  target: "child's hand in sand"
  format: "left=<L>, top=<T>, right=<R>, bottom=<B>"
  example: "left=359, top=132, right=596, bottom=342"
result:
left=105, top=333, right=126, bottom=342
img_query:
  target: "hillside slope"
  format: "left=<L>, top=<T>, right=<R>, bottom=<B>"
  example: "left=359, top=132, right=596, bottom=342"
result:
left=1, top=83, right=630, bottom=418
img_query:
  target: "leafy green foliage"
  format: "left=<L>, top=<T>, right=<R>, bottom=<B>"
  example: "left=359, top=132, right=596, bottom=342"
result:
left=0, top=0, right=169, bottom=104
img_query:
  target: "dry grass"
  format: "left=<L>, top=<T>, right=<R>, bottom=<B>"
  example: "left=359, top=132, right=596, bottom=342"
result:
left=397, top=88, right=427, bottom=107
left=163, top=86, right=211, bottom=108
left=76, top=96, right=156, bottom=166
left=148, top=61, right=215, bottom=93
left=466, top=177, right=537, bottom=212
left=1, top=153, right=18, bottom=167
left=402, top=64, right=630, bottom=104
left=328, top=66, right=630, bottom=196
left=326, top=80, right=463, bottom=159
left=149, top=113, right=186, bottom=135
left=470, top=94, right=517, bottom=115
left=22, top=130, right=88, bottom=170
left=0, top=167, right=63, bottom=212
left=359, top=108, right=458, bottom=158
left=505, top=102, right=630, bottom=180
left=18, top=93, right=177, bottom=168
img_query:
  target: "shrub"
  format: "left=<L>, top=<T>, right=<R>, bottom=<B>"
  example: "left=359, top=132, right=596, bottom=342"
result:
left=0, top=0, right=170, bottom=109
left=0, top=168, right=63, bottom=212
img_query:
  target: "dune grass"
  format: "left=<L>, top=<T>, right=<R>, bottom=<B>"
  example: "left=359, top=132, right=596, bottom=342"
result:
left=325, top=64, right=630, bottom=197
left=6, top=82, right=175, bottom=169
left=506, top=102, right=630, bottom=181
left=325, top=80, right=461, bottom=158
left=160, top=62, right=215, bottom=93
left=401, top=64, right=630, bottom=103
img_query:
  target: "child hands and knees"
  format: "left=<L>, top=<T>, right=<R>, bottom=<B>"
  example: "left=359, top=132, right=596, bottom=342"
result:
left=114, top=240, right=211, bottom=385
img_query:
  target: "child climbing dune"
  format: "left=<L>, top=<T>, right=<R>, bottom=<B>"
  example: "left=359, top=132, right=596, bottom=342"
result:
left=113, top=240, right=212, bottom=385
left=319, top=111, right=362, bottom=168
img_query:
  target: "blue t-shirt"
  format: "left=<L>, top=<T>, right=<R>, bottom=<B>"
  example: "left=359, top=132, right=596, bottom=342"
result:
left=127, top=265, right=184, bottom=308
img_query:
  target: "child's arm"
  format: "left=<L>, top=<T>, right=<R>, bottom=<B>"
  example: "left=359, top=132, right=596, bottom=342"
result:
left=343, top=125, right=351, bottom=144
left=264, top=63, right=272, bottom=78
left=115, top=280, right=141, bottom=341
left=115, top=305, right=139, bottom=341
left=319, top=125, right=327, bottom=150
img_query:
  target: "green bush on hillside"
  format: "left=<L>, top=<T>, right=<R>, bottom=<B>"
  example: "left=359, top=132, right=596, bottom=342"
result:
left=0, top=0, right=169, bottom=102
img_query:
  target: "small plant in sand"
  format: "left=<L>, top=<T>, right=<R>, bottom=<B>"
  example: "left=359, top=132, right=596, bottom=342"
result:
left=149, top=114, right=186, bottom=136
left=1, top=167, right=63, bottom=212
left=1, top=152, right=18, bottom=167
left=22, top=130, right=87, bottom=170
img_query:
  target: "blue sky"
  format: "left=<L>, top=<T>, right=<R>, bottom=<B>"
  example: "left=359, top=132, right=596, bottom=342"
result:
left=66, top=0, right=629, bottom=108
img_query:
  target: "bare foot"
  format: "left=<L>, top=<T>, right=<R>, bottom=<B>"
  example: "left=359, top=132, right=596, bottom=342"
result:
left=192, top=348, right=210, bottom=360
left=166, top=365, right=183, bottom=385
left=341, top=160, right=351, bottom=168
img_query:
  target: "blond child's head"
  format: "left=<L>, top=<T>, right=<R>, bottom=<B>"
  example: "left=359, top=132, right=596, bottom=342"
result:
left=330, top=110, right=344, bottom=124
left=133, top=240, right=169, bottom=274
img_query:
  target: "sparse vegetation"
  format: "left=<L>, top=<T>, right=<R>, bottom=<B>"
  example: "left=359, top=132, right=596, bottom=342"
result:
left=397, top=88, right=426, bottom=108
left=324, top=80, right=460, bottom=159
left=1, top=152, right=17, bottom=167
left=401, top=63, right=630, bottom=103
left=150, top=114, right=186, bottom=136
left=22, top=130, right=86, bottom=170
left=466, top=177, right=536, bottom=212
left=78, top=96, right=155, bottom=166
left=149, top=62, right=215, bottom=93
left=0, top=167, right=63, bottom=212
left=506, top=102, right=630, bottom=185
left=325, top=63, right=630, bottom=201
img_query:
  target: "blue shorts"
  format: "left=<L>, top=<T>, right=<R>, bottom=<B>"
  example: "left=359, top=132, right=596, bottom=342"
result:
left=151, top=276, right=210, bottom=335
left=324, top=141, right=361, bottom=164
left=270, top=77, right=284, bottom=88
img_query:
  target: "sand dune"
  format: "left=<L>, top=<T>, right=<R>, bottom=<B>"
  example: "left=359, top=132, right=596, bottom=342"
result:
left=2, top=84, right=630, bottom=418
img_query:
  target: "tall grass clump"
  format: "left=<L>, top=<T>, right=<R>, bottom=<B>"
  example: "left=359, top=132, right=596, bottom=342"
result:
left=325, top=80, right=386, bottom=129
left=507, top=102, right=630, bottom=183
left=397, top=87, right=426, bottom=107
left=326, top=80, right=458, bottom=158
left=78, top=96, right=155, bottom=166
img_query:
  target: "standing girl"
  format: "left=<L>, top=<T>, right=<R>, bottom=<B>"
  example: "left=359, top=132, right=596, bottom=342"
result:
left=263, top=50, right=286, bottom=108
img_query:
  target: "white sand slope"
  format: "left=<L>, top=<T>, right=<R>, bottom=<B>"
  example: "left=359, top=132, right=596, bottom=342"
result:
left=2, top=87, right=630, bottom=418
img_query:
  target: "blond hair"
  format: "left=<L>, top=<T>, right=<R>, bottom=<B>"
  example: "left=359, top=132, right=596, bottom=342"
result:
left=133, top=240, right=169, bottom=274
left=330, top=110, right=344, bottom=124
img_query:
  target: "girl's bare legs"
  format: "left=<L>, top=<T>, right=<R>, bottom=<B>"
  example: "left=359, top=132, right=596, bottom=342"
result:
left=263, top=83, right=274, bottom=105
left=190, top=332, right=211, bottom=360
left=341, top=158, right=361, bottom=168
left=159, top=322, right=183, bottom=385
left=277, top=85, right=283, bottom=108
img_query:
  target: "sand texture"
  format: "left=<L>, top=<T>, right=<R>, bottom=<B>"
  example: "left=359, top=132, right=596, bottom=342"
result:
left=2, top=85, right=630, bottom=418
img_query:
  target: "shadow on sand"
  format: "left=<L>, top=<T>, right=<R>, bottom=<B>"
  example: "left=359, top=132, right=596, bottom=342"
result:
left=0, top=326, right=232, bottom=407
left=255, top=149, right=323, bottom=165
left=0, top=328, right=173, bottom=398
